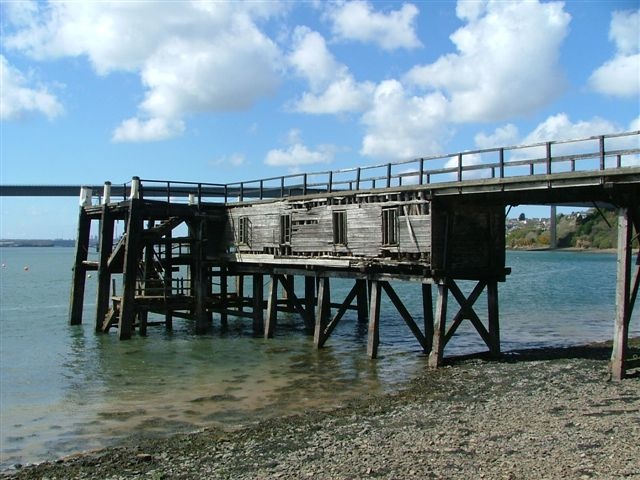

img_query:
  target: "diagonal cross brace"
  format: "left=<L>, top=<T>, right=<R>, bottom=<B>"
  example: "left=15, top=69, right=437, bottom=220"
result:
left=381, top=281, right=429, bottom=352
left=444, top=280, right=492, bottom=349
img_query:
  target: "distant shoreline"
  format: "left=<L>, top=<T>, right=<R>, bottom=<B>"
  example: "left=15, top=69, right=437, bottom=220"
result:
left=0, top=240, right=76, bottom=248
left=507, top=246, right=617, bottom=254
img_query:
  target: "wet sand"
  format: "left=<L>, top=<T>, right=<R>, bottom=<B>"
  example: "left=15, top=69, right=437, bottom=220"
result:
left=5, top=341, right=639, bottom=479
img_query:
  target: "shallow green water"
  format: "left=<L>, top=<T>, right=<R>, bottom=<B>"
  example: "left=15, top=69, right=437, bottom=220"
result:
left=0, top=247, right=637, bottom=468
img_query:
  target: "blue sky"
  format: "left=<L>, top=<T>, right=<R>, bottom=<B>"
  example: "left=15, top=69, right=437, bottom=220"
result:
left=1, top=0, right=639, bottom=238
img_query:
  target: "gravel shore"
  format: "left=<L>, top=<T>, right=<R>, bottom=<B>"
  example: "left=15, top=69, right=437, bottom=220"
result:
left=5, top=343, right=639, bottom=480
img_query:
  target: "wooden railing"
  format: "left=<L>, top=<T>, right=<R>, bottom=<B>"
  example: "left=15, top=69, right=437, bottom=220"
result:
left=127, top=131, right=639, bottom=204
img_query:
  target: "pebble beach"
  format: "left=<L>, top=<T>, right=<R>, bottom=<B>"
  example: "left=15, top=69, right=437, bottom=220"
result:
left=5, top=342, right=639, bottom=480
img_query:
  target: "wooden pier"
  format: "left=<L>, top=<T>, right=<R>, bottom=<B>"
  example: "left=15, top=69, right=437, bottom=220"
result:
left=67, top=132, right=640, bottom=378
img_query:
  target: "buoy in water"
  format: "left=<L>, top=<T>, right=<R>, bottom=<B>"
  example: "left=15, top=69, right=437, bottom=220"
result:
left=23, top=266, right=29, bottom=271
left=87, top=274, right=92, bottom=278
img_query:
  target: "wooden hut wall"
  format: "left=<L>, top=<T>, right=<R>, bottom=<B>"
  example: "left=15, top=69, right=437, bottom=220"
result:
left=226, top=203, right=288, bottom=252
left=225, top=194, right=434, bottom=260
left=397, top=213, right=431, bottom=255
left=430, top=202, right=505, bottom=277
left=288, top=203, right=381, bottom=256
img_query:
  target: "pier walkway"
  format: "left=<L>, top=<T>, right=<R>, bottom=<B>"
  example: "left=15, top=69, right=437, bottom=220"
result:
left=49, top=131, right=640, bottom=379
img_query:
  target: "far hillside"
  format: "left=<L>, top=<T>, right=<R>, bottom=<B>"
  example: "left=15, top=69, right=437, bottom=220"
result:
left=506, top=209, right=638, bottom=250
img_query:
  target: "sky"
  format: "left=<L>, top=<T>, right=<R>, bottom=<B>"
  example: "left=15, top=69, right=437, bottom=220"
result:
left=0, top=0, right=639, bottom=238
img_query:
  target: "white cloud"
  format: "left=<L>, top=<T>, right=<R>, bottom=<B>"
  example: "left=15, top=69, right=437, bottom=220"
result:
left=521, top=114, right=620, bottom=144
left=294, top=76, right=375, bottom=114
left=112, top=117, right=185, bottom=143
left=4, top=1, right=283, bottom=141
left=0, top=55, right=63, bottom=120
left=589, top=9, right=640, bottom=98
left=211, top=153, right=246, bottom=168
left=265, top=129, right=335, bottom=168
left=326, top=0, right=422, bottom=50
left=406, top=0, right=570, bottom=122
left=474, top=124, right=519, bottom=149
left=288, top=27, right=374, bottom=114
left=360, top=80, right=451, bottom=160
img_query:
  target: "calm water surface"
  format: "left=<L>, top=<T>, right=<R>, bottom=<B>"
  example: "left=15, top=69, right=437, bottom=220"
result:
left=0, top=247, right=638, bottom=468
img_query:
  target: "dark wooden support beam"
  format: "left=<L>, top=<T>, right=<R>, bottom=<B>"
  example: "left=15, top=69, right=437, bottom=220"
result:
left=278, top=274, right=314, bottom=332
left=316, top=281, right=359, bottom=348
left=282, top=275, right=295, bottom=312
left=611, top=207, right=633, bottom=380
left=356, top=279, right=368, bottom=323
left=164, top=227, right=173, bottom=331
left=381, top=281, right=428, bottom=352
left=69, top=208, right=91, bottom=325
left=219, top=267, right=228, bottom=330
left=314, top=277, right=331, bottom=348
left=305, top=276, right=316, bottom=320
left=95, top=207, right=114, bottom=331
left=192, top=220, right=209, bottom=334
left=118, top=200, right=143, bottom=340
left=428, top=283, right=448, bottom=368
left=367, top=280, right=382, bottom=359
left=253, top=274, right=264, bottom=334
left=139, top=222, right=154, bottom=337
left=487, top=280, right=500, bottom=357
left=236, top=275, right=244, bottom=313
left=422, top=283, right=434, bottom=354
left=265, top=275, right=278, bottom=338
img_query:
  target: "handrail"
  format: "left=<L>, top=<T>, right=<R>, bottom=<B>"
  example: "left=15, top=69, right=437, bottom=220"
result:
left=90, top=130, right=640, bottom=206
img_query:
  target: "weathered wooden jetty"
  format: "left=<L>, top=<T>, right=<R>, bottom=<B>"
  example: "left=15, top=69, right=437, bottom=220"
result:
left=67, top=132, right=640, bottom=379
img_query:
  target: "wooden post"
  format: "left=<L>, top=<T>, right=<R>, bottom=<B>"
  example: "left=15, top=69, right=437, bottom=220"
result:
left=610, top=207, right=632, bottom=380
left=192, top=220, right=209, bottom=334
left=236, top=275, right=244, bottom=313
left=69, top=208, right=91, bottom=325
left=428, top=283, right=448, bottom=368
left=422, top=283, right=434, bottom=354
left=265, top=275, right=278, bottom=338
left=305, top=276, right=316, bottom=320
left=138, top=220, right=154, bottom=337
left=253, top=273, right=264, bottom=334
left=367, top=280, right=382, bottom=358
left=549, top=205, right=557, bottom=249
left=95, top=208, right=114, bottom=331
left=314, top=277, right=331, bottom=348
left=356, top=279, right=369, bottom=323
left=487, top=280, right=500, bottom=357
left=282, top=275, right=295, bottom=312
left=164, top=227, right=173, bottom=331
left=219, top=267, right=228, bottom=330
left=118, top=199, right=143, bottom=340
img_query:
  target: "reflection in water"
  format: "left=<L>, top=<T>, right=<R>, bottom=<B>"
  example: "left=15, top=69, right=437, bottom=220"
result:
left=1, top=248, right=638, bottom=468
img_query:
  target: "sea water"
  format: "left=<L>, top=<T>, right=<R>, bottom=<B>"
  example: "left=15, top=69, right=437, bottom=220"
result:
left=0, top=247, right=638, bottom=468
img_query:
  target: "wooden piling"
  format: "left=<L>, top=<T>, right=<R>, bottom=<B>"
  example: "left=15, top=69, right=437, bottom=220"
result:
left=422, top=283, right=434, bottom=354
left=487, top=280, right=500, bottom=357
left=314, top=277, right=331, bottom=348
left=192, top=219, right=209, bottom=334
left=610, top=208, right=632, bottom=380
left=252, top=274, right=264, bottom=334
left=94, top=207, right=114, bottom=332
left=265, top=275, right=278, bottom=338
left=118, top=199, right=143, bottom=340
left=69, top=208, right=91, bottom=325
left=356, top=279, right=368, bottom=323
left=219, top=267, right=228, bottom=330
left=367, top=280, right=381, bottom=359
left=428, top=283, right=448, bottom=368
